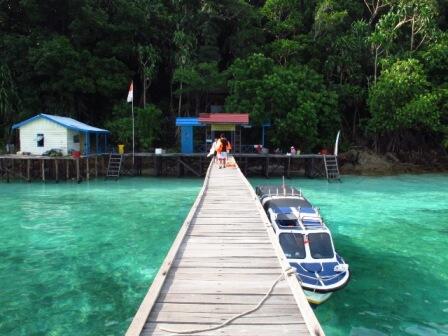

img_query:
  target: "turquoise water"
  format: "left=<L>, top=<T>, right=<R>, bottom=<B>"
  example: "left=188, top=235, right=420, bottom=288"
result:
left=252, top=174, right=448, bottom=336
left=1, top=175, right=447, bottom=335
left=0, top=178, right=201, bottom=336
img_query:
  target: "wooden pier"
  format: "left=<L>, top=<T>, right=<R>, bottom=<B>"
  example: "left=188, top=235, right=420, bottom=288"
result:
left=126, top=160, right=325, bottom=336
left=0, top=152, right=339, bottom=182
left=0, top=154, right=106, bottom=183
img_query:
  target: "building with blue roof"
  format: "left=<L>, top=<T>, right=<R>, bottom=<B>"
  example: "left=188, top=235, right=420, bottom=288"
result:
left=12, top=113, right=110, bottom=156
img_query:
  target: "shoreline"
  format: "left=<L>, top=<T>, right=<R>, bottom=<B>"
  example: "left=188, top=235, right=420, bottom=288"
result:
left=339, top=149, right=448, bottom=176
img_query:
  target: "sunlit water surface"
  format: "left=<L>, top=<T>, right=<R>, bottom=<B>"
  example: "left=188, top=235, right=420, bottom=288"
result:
left=1, top=174, right=447, bottom=335
left=0, top=178, right=201, bottom=335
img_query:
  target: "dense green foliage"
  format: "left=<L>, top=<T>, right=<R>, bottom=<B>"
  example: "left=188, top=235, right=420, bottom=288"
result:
left=0, top=0, right=447, bottom=153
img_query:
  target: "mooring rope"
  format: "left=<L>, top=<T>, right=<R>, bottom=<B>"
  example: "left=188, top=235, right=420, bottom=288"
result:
left=159, top=267, right=295, bottom=335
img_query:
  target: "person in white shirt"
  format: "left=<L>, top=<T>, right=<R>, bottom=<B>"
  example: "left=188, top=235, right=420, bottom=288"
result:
left=207, top=138, right=218, bottom=164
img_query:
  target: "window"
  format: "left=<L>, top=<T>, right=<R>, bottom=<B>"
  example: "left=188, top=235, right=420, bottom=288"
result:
left=73, top=134, right=80, bottom=143
left=37, top=134, right=44, bottom=147
left=279, top=233, right=306, bottom=259
left=277, top=219, right=299, bottom=227
left=308, top=233, right=334, bottom=259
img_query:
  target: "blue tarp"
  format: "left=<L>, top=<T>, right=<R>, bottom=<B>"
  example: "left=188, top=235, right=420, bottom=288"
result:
left=175, top=117, right=202, bottom=127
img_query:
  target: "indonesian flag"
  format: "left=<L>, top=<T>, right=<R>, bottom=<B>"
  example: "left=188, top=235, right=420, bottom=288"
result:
left=127, top=82, right=133, bottom=103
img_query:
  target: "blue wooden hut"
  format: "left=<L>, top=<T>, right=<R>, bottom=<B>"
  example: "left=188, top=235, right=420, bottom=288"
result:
left=12, top=113, right=110, bottom=155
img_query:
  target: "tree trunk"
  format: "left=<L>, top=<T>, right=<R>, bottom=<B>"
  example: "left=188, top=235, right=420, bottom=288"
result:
left=374, top=46, right=379, bottom=84
left=143, top=76, right=147, bottom=108
left=352, top=105, right=358, bottom=141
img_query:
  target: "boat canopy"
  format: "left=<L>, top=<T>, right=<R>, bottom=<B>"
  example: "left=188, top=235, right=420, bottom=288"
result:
left=264, top=198, right=312, bottom=212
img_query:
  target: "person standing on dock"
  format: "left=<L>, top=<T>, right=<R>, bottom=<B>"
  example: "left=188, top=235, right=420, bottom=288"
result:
left=207, top=138, right=218, bottom=165
left=217, top=134, right=231, bottom=169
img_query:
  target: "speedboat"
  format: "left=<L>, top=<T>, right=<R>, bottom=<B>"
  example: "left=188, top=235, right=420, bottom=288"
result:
left=256, top=185, right=350, bottom=305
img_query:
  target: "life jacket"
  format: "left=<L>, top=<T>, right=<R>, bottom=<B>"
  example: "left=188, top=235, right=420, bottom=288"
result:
left=220, top=138, right=228, bottom=152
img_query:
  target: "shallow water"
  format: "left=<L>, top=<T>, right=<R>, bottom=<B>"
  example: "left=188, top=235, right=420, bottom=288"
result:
left=1, top=174, right=447, bottom=335
left=0, top=178, right=201, bottom=336
left=251, top=174, right=448, bottom=336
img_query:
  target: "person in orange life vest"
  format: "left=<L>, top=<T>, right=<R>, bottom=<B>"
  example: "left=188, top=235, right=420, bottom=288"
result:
left=216, top=134, right=232, bottom=169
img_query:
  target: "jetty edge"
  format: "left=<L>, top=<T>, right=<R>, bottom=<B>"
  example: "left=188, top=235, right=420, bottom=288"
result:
left=126, top=159, right=325, bottom=336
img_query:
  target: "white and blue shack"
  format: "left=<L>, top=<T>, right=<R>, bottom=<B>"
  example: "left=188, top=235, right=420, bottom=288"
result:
left=12, top=113, right=110, bottom=156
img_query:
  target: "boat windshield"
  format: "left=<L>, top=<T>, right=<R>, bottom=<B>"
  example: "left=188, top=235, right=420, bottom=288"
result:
left=279, top=233, right=306, bottom=259
left=277, top=219, right=299, bottom=227
left=308, top=232, right=334, bottom=259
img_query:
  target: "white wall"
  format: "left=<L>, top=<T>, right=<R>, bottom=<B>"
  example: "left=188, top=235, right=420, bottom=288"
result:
left=19, top=118, right=69, bottom=155
left=67, top=129, right=81, bottom=153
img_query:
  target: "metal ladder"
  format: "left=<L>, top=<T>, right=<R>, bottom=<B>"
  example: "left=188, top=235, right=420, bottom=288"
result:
left=323, top=155, right=341, bottom=181
left=106, top=154, right=123, bottom=179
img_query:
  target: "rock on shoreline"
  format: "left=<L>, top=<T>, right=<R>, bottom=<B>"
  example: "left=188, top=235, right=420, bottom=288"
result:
left=339, top=149, right=448, bottom=175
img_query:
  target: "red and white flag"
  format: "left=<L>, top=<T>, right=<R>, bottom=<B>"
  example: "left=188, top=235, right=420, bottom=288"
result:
left=127, top=82, right=133, bottom=103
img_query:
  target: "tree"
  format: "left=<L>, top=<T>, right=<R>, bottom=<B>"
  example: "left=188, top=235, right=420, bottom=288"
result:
left=105, top=103, right=162, bottom=150
left=363, top=0, right=392, bottom=24
left=138, top=45, right=159, bottom=108
left=0, top=63, right=22, bottom=146
left=368, top=58, right=441, bottom=151
left=372, top=0, right=439, bottom=53
left=225, top=54, right=274, bottom=124
left=136, top=104, right=163, bottom=150
left=173, top=62, right=225, bottom=115
left=226, top=54, right=339, bottom=150
left=173, top=30, right=195, bottom=116
left=313, top=0, right=349, bottom=39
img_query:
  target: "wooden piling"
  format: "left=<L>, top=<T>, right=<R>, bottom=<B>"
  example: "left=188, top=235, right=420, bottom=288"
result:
left=265, top=156, right=270, bottom=178
left=6, top=159, right=10, bottom=183
left=27, top=159, right=31, bottom=182
left=177, top=158, right=184, bottom=177
left=95, top=155, right=98, bottom=178
left=41, top=160, right=45, bottom=182
left=55, top=159, right=59, bottom=183
left=0, top=153, right=338, bottom=181
left=76, top=159, right=80, bottom=183
left=155, top=156, right=160, bottom=176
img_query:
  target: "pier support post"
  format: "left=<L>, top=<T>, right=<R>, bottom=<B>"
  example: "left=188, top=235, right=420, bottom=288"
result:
left=76, top=159, right=81, bottom=183
left=55, top=159, right=59, bottom=183
left=95, top=155, right=98, bottom=178
left=27, top=160, right=31, bottom=182
left=86, top=157, right=90, bottom=180
left=265, top=156, right=270, bottom=178
left=41, top=160, right=45, bottom=182
left=155, top=156, right=160, bottom=176
left=6, top=159, right=10, bottom=183
left=177, top=157, right=184, bottom=177
left=66, top=160, right=70, bottom=180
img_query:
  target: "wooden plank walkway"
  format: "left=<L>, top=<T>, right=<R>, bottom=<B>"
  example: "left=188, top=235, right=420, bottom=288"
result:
left=126, top=161, right=325, bottom=336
